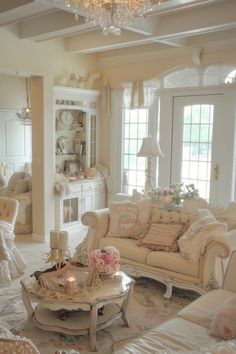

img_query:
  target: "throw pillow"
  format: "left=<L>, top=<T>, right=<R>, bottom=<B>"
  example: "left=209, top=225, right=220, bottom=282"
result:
left=14, top=178, right=28, bottom=195
left=138, top=222, right=185, bottom=252
left=210, top=295, right=236, bottom=340
left=7, top=172, right=26, bottom=192
left=178, top=209, right=227, bottom=262
left=108, top=199, right=151, bottom=239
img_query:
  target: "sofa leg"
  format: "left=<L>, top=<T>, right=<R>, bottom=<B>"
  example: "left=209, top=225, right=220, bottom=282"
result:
left=164, top=281, right=173, bottom=299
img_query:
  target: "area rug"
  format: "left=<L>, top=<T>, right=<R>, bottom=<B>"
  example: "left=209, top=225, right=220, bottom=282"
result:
left=0, top=264, right=198, bottom=354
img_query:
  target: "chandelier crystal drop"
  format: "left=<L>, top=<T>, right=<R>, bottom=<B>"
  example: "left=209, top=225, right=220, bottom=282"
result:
left=16, top=77, right=32, bottom=126
left=65, top=0, right=153, bottom=35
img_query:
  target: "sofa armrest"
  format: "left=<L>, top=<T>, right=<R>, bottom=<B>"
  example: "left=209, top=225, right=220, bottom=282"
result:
left=200, top=235, right=229, bottom=290
left=81, top=208, right=110, bottom=250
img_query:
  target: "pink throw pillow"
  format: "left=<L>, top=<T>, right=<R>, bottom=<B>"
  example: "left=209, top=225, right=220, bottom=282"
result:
left=210, top=295, right=236, bottom=340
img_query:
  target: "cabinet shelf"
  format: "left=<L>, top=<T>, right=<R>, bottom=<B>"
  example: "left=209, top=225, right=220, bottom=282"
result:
left=56, top=154, right=78, bottom=157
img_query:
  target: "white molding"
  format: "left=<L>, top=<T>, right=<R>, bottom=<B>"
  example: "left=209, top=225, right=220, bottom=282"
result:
left=54, top=86, right=100, bottom=100
left=110, top=90, right=123, bottom=194
left=97, top=38, right=236, bottom=68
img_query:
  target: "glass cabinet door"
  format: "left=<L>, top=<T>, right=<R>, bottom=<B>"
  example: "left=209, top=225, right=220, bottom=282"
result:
left=63, top=197, right=79, bottom=224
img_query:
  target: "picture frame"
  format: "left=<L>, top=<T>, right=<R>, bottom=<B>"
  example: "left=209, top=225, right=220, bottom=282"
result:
left=63, top=159, right=81, bottom=175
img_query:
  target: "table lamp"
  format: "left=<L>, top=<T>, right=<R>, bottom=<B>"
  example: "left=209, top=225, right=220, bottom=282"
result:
left=137, top=135, right=163, bottom=197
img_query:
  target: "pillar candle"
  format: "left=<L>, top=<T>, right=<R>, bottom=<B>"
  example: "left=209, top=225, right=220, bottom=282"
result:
left=50, top=230, right=59, bottom=249
left=58, top=231, right=69, bottom=250
left=66, top=276, right=77, bottom=296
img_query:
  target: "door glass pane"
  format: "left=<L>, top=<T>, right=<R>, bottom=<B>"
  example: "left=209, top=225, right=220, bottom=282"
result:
left=63, top=199, right=71, bottom=224
left=70, top=198, right=78, bottom=222
left=63, top=198, right=78, bottom=223
left=181, top=104, right=214, bottom=200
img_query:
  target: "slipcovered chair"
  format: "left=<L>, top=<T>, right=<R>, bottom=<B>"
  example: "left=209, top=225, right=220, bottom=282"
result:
left=0, top=197, right=27, bottom=286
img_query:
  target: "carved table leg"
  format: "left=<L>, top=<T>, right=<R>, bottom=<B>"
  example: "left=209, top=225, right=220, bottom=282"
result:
left=121, top=284, right=133, bottom=327
left=164, top=280, right=173, bottom=299
left=21, top=286, right=34, bottom=319
left=90, top=304, right=98, bottom=352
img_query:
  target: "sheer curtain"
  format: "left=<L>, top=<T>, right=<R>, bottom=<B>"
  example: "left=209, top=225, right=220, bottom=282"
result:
left=109, top=80, right=160, bottom=197
left=123, top=80, right=158, bottom=109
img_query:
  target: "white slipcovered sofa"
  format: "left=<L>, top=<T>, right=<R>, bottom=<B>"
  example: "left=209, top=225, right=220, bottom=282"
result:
left=79, top=199, right=236, bottom=299
left=114, top=250, right=236, bottom=353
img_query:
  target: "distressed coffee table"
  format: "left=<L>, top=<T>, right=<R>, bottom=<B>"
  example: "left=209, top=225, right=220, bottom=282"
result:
left=21, top=271, right=134, bottom=351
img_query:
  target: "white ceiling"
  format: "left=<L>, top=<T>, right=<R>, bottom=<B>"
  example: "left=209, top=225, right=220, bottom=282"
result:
left=1, top=0, right=236, bottom=55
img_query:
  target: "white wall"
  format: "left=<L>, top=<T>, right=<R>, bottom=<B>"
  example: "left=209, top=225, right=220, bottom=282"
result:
left=0, top=25, right=98, bottom=241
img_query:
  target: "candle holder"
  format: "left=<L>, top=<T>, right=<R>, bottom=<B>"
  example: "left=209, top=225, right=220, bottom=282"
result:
left=44, top=230, right=70, bottom=269
left=44, top=247, right=70, bottom=269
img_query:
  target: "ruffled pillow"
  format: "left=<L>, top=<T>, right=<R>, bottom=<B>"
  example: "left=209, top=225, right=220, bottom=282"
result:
left=210, top=295, right=236, bottom=340
left=108, top=199, right=151, bottom=239
left=178, top=209, right=227, bottom=262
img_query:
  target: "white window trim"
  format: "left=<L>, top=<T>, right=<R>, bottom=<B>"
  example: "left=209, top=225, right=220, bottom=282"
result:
left=110, top=89, right=123, bottom=195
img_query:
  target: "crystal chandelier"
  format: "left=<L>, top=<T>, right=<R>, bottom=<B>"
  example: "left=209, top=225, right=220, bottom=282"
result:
left=65, top=0, right=153, bottom=35
left=16, top=77, right=32, bottom=126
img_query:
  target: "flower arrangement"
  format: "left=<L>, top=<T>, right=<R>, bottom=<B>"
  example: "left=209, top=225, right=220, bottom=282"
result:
left=151, top=183, right=199, bottom=207
left=89, top=246, right=120, bottom=278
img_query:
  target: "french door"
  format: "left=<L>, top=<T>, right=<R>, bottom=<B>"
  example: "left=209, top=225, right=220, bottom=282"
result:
left=0, top=110, right=32, bottom=183
left=171, top=95, right=235, bottom=206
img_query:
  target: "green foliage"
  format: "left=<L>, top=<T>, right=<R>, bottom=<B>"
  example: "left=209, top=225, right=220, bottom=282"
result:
left=168, top=183, right=199, bottom=206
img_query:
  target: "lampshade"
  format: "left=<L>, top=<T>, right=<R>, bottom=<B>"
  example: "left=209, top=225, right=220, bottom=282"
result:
left=137, top=136, right=164, bottom=157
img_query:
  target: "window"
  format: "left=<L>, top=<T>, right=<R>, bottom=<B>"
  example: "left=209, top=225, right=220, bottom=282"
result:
left=118, top=86, right=159, bottom=195
left=122, top=108, right=148, bottom=194
left=164, top=68, right=199, bottom=88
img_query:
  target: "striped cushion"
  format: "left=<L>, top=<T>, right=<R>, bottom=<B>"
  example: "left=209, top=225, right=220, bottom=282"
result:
left=138, top=223, right=185, bottom=252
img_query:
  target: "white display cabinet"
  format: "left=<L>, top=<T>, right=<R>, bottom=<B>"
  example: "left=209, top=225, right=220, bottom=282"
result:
left=54, top=86, right=105, bottom=232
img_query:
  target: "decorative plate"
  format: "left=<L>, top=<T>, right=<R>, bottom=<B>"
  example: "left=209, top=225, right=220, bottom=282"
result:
left=60, top=110, right=73, bottom=126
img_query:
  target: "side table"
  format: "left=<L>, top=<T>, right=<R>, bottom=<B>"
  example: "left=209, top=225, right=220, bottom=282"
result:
left=21, top=271, right=134, bottom=352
